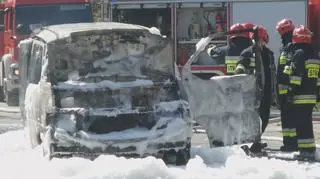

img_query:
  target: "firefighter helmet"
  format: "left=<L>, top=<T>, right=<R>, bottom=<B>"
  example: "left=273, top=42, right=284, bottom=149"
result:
left=242, top=22, right=255, bottom=37
left=292, top=25, right=313, bottom=44
left=250, top=25, right=269, bottom=44
left=242, top=22, right=255, bottom=29
left=229, top=23, right=250, bottom=39
left=276, top=18, right=295, bottom=36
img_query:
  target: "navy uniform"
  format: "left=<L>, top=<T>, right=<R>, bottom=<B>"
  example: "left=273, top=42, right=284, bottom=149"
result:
left=286, top=25, right=319, bottom=160
left=275, top=18, right=297, bottom=151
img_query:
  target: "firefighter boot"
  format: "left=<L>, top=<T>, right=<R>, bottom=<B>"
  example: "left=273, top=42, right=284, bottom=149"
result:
left=280, top=145, right=298, bottom=152
left=280, top=136, right=298, bottom=152
left=295, top=150, right=316, bottom=161
left=249, top=141, right=268, bottom=153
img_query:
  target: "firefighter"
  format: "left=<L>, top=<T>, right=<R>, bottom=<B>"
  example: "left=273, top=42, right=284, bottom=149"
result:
left=275, top=18, right=298, bottom=151
left=234, top=25, right=275, bottom=152
left=286, top=25, right=319, bottom=160
left=210, top=23, right=253, bottom=76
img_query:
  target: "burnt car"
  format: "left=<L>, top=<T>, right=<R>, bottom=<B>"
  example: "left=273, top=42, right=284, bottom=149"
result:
left=18, top=22, right=192, bottom=165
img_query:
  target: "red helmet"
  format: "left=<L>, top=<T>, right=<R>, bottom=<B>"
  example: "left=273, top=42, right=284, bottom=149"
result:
left=292, top=25, right=313, bottom=44
left=276, top=18, right=295, bottom=36
left=242, top=22, right=255, bottom=29
left=250, top=25, right=269, bottom=43
left=229, top=23, right=250, bottom=39
left=242, top=22, right=255, bottom=37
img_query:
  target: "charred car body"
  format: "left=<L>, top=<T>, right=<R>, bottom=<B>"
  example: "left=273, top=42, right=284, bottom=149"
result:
left=19, top=22, right=192, bottom=165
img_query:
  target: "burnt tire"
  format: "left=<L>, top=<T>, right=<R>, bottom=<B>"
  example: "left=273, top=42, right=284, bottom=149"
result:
left=176, top=143, right=191, bottom=166
left=162, top=143, right=191, bottom=166
left=0, top=86, right=4, bottom=102
left=6, top=90, right=19, bottom=106
left=4, top=80, right=19, bottom=106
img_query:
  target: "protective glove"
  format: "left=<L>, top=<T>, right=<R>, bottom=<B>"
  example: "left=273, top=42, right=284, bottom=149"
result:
left=234, top=68, right=245, bottom=74
left=283, top=65, right=292, bottom=75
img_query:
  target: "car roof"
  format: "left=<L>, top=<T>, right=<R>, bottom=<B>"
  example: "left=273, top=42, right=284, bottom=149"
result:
left=34, top=22, right=153, bottom=43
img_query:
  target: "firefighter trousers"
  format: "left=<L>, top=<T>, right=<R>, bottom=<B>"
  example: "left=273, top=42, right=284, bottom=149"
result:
left=279, top=96, right=298, bottom=148
left=292, top=104, right=316, bottom=152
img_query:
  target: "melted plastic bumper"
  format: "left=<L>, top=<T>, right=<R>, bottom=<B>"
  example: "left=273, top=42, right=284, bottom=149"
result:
left=45, top=115, right=192, bottom=157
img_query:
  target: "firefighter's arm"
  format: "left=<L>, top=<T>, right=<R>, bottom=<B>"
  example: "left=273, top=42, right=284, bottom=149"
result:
left=235, top=50, right=251, bottom=74
left=208, top=45, right=218, bottom=56
left=287, top=51, right=304, bottom=95
left=209, top=46, right=226, bottom=65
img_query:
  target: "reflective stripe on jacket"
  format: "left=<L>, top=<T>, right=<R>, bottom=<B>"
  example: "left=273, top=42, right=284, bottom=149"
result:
left=225, top=56, right=240, bottom=74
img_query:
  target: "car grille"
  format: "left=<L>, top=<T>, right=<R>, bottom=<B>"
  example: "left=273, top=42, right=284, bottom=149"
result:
left=56, top=83, right=178, bottom=109
left=73, top=90, right=117, bottom=108
left=87, top=112, right=156, bottom=134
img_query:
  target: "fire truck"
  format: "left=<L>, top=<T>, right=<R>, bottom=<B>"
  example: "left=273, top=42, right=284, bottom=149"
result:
left=0, top=2, right=4, bottom=58
left=103, top=0, right=319, bottom=78
left=0, top=0, right=94, bottom=106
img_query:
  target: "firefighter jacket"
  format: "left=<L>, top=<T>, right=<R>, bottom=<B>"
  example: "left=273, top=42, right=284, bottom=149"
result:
left=277, top=43, right=294, bottom=96
left=211, top=37, right=252, bottom=75
left=285, top=45, right=320, bottom=105
left=235, top=45, right=276, bottom=104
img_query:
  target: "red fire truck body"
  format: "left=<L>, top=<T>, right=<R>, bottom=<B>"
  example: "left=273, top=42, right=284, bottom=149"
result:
left=107, top=0, right=319, bottom=78
left=0, top=0, right=93, bottom=106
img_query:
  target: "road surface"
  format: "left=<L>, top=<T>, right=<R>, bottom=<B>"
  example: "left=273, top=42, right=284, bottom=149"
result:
left=0, top=103, right=22, bottom=134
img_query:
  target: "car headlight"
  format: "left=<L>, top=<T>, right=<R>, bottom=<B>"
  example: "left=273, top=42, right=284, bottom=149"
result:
left=10, top=63, right=19, bottom=76
left=13, top=68, right=19, bottom=76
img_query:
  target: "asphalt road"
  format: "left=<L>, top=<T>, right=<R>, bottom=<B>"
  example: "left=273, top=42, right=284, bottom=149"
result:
left=0, top=103, right=22, bottom=134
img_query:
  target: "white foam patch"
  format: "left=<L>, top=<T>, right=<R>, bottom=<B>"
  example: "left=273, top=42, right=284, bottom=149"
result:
left=1, top=130, right=320, bottom=179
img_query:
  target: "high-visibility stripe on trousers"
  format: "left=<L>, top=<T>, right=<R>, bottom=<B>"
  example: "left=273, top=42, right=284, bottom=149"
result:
left=293, top=95, right=317, bottom=104
left=293, top=104, right=316, bottom=152
left=282, top=128, right=297, bottom=137
left=282, top=104, right=298, bottom=148
left=298, top=138, right=316, bottom=149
